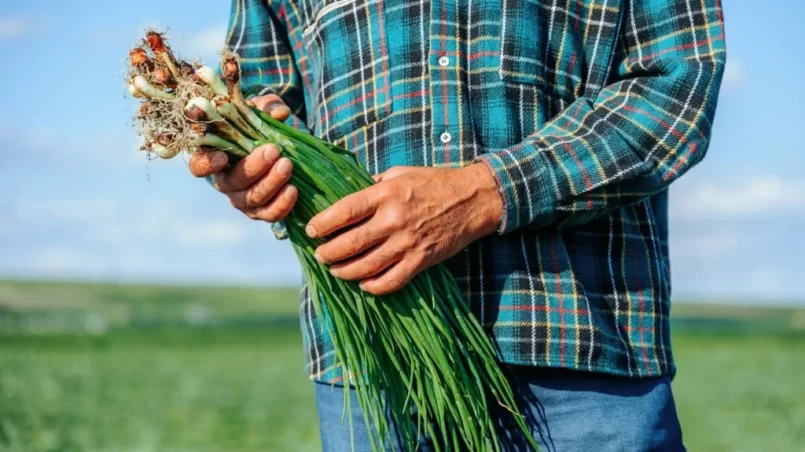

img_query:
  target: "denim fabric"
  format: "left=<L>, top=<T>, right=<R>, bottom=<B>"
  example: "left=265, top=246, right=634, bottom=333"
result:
left=315, top=367, right=685, bottom=452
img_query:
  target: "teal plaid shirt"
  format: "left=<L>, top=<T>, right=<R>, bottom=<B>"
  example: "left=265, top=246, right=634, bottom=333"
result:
left=226, top=0, right=726, bottom=382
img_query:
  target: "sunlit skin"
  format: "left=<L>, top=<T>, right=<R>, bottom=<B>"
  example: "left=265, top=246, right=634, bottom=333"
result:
left=189, top=94, right=503, bottom=296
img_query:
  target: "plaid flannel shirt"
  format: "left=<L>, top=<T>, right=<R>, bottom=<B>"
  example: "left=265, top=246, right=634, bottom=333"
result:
left=225, top=0, right=726, bottom=382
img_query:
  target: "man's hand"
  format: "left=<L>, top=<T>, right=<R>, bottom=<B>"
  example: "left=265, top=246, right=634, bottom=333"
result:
left=307, top=164, right=503, bottom=296
left=188, top=94, right=297, bottom=222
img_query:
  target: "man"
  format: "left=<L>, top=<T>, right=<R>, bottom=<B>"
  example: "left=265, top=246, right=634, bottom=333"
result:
left=191, top=0, right=726, bottom=450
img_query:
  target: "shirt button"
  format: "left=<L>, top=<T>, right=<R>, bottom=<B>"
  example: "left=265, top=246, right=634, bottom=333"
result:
left=440, top=132, right=452, bottom=144
left=438, top=56, right=450, bottom=67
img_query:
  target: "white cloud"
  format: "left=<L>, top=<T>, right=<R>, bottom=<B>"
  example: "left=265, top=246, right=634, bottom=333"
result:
left=0, top=17, right=32, bottom=40
left=673, top=175, right=805, bottom=221
left=721, top=59, right=745, bottom=91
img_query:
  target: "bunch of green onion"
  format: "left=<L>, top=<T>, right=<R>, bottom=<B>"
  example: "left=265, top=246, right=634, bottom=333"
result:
left=127, top=30, right=538, bottom=451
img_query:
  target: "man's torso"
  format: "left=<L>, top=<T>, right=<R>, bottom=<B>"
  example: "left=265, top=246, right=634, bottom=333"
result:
left=235, top=0, right=678, bottom=381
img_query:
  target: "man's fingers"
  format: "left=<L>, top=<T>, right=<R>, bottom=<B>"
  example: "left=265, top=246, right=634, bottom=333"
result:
left=314, top=220, right=387, bottom=265
left=189, top=150, right=228, bottom=177
left=327, top=242, right=404, bottom=281
left=359, top=258, right=419, bottom=296
left=249, top=185, right=298, bottom=222
left=215, top=144, right=281, bottom=193
left=252, top=94, right=292, bottom=121
left=228, top=157, right=293, bottom=210
left=306, top=187, right=382, bottom=239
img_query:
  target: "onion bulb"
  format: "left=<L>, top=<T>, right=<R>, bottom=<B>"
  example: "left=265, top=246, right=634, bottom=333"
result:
left=132, top=76, right=175, bottom=100
left=195, top=66, right=228, bottom=96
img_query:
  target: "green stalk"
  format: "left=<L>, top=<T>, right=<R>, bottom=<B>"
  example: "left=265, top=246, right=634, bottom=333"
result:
left=132, top=38, right=539, bottom=447
left=245, top=118, right=541, bottom=449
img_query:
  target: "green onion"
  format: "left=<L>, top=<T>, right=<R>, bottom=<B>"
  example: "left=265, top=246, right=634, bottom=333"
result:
left=131, top=75, right=175, bottom=101
left=126, top=30, right=539, bottom=452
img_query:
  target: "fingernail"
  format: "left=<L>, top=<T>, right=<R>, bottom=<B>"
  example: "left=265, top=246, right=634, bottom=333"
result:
left=272, top=105, right=291, bottom=117
left=285, top=185, right=297, bottom=199
left=306, top=224, right=318, bottom=238
left=262, top=145, right=279, bottom=162
left=330, top=268, right=340, bottom=277
left=358, top=282, right=367, bottom=291
left=277, top=158, right=292, bottom=176
left=314, top=251, right=324, bottom=264
left=211, top=152, right=227, bottom=168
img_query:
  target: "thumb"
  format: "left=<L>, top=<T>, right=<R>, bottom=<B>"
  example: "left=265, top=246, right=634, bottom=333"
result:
left=251, top=94, right=292, bottom=121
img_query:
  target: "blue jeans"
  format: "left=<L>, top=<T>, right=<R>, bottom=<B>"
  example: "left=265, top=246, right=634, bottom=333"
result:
left=315, top=367, right=685, bottom=451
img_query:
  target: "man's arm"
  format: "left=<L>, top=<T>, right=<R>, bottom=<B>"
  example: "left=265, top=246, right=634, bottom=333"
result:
left=189, top=0, right=307, bottom=234
left=226, top=0, right=307, bottom=127
left=305, top=0, right=726, bottom=296
left=477, top=0, right=727, bottom=233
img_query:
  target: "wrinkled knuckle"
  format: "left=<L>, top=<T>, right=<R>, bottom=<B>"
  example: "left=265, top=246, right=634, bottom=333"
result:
left=377, top=184, right=395, bottom=201
left=391, top=246, right=408, bottom=263
left=343, top=203, right=359, bottom=222
left=246, top=197, right=260, bottom=210
left=400, top=234, right=417, bottom=251
left=245, top=192, right=261, bottom=209
left=245, top=189, right=264, bottom=209
left=347, top=234, right=362, bottom=253
left=383, top=209, right=406, bottom=230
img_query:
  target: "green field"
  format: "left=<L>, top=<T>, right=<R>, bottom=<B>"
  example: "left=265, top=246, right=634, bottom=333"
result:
left=1, top=281, right=804, bottom=451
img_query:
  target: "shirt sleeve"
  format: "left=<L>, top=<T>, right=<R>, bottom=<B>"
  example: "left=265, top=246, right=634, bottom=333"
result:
left=227, top=0, right=308, bottom=129
left=476, top=0, right=727, bottom=233
left=219, top=0, right=310, bottom=240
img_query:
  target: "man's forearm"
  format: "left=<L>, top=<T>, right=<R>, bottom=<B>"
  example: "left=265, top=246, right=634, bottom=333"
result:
left=476, top=0, right=726, bottom=233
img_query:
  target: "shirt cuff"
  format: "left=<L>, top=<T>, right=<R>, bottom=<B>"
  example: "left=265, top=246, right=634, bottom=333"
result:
left=474, top=142, right=556, bottom=234
left=271, top=221, right=289, bottom=240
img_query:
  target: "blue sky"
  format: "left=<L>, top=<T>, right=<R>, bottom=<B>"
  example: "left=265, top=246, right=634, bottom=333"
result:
left=0, top=0, right=803, bottom=303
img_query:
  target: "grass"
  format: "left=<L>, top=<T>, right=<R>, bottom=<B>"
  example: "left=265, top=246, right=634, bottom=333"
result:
left=1, top=281, right=804, bottom=451
left=1, top=329, right=319, bottom=452
left=673, top=334, right=805, bottom=451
